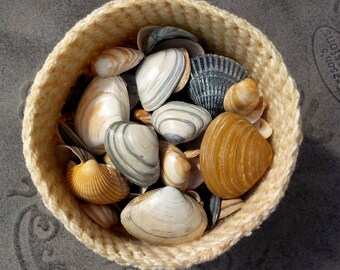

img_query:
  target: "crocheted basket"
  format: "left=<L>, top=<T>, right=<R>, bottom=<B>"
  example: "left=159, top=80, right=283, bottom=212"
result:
left=22, top=0, right=302, bottom=269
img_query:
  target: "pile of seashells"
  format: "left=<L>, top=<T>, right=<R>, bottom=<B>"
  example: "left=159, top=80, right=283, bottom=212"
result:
left=55, top=26, right=273, bottom=245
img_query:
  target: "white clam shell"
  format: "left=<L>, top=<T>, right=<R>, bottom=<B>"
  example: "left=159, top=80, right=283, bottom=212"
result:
left=74, top=76, right=130, bottom=155
left=135, top=48, right=188, bottom=111
left=121, top=186, right=208, bottom=245
left=253, top=118, right=272, bottom=139
left=152, top=101, right=212, bottom=145
left=104, top=121, right=160, bottom=187
left=92, top=47, right=144, bottom=78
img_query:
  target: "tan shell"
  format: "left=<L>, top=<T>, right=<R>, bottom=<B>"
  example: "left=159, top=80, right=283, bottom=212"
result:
left=244, top=92, right=267, bottom=123
left=223, top=78, right=260, bottom=116
left=218, top=199, right=244, bottom=220
left=132, top=108, right=152, bottom=124
left=121, top=186, right=208, bottom=245
left=159, top=141, right=191, bottom=190
left=66, top=159, right=129, bottom=204
left=200, top=112, right=273, bottom=199
left=253, top=118, right=273, bottom=139
left=92, top=47, right=144, bottom=78
left=81, top=203, right=119, bottom=229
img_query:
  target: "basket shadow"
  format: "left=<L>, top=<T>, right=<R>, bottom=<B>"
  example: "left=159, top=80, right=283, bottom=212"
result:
left=192, top=135, right=340, bottom=270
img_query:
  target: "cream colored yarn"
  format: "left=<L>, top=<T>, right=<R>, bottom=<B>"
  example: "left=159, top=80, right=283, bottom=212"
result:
left=22, top=0, right=302, bottom=269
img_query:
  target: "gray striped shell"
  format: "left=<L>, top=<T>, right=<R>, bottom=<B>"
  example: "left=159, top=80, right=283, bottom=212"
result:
left=138, top=26, right=199, bottom=55
left=188, top=54, right=248, bottom=118
left=136, top=48, right=189, bottom=111
left=104, top=121, right=160, bottom=187
left=152, top=101, right=212, bottom=145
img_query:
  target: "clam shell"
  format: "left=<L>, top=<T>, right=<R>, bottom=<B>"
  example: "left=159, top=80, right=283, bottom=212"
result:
left=137, top=25, right=160, bottom=54
left=81, top=203, right=119, bottom=229
left=188, top=54, right=248, bottom=118
left=153, top=38, right=205, bottom=58
left=218, top=199, right=244, bottom=220
left=244, top=93, right=267, bottom=123
left=200, top=112, right=273, bottom=199
left=159, top=141, right=191, bottom=190
left=91, top=47, right=144, bottom=78
left=120, top=186, right=208, bottom=245
left=152, top=101, right=212, bottom=145
left=132, top=108, right=152, bottom=124
left=57, top=121, right=93, bottom=154
left=184, top=151, right=204, bottom=190
left=104, top=121, right=160, bottom=187
left=253, top=118, right=272, bottom=139
left=55, top=145, right=94, bottom=172
left=120, top=73, right=139, bottom=109
left=135, top=48, right=189, bottom=111
left=67, top=159, right=130, bottom=204
left=74, top=76, right=130, bottom=155
left=223, top=78, right=260, bottom=115
left=146, top=26, right=199, bottom=55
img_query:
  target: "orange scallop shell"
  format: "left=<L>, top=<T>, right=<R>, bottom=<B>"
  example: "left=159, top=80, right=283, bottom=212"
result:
left=200, top=112, right=273, bottom=199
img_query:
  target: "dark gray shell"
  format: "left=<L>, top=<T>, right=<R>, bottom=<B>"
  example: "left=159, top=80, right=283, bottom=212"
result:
left=146, top=26, right=198, bottom=55
left=152, top=38, right=205, bottom=58
left=188, top=54, right=248, bottom=118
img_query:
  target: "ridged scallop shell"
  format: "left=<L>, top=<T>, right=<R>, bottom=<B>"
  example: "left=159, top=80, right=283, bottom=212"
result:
left=74, top=76, right=129, bottom=155
left=152, top=101, right=212, bottom=145
left=218, top=199, right=244, bottom=220
left=144, top=26, right=199, bottom=55
left=81, top=203, right=119, bottom=229
left=200, top=112, right=273, bottom=199
left=67, top=159, right=130, bottom=204
left=159, top=141, right=191, bottom=190
left=224, top=78, right=260, bottom=115
left=121, top=186, right=208, bottom=245
left=135, top=48, right=190, bottom=111
left=153, top=38, right=205, bottom=58
left=104, top=121, right=160, bottom=187
left=188, top=54, right=248, bottom=118
left=91, top=47, right=144, bottom=78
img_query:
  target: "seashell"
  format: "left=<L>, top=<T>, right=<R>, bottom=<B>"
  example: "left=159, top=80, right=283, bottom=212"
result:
left=55, top=145, right=94, bottom=173
left=159, top=141, right=191, bottom=190
left=132, top=108, right=152, bottom=124
left=137, top=25, right=161, bottom=54
left=104, top=121, right=160, bottom=187
left=145, top=26, right=199, bottom=55
left=152, top=101, right=212, bottom=145
left=200, top=112, right=273, bottom=199
left=135, top=48, right=190, bottom=111
left=253, top=118, right=272, bottom=139
left=188, top=54, right=248, bottom=118
left=91, top=47, right=144, bottom=78
left=57, top=121, right=93, bottom=154
left=185, top=190, right=203, bottom=205
left=74, top=76, right=130, bottom=155
left=81, top=203, right=119, bottom=229
left=194, top=184, right=221, bottom=229
left=66, top=158, right=130, bottom=204
left=153, top=38, right=205, bottom=58
left=121, top=186, right=208, bottom=245
left=218, top=198, right=244, bottom=220
left=173, top=48, right=191, bottom=93
left=223, top=78, right=260, bottom=115
left=120, top=73, right=140, bottom=109
left=103, top=153, right=116, bottom=169
left=184, top=150, right=204, bottom=190
left=244, top=93, right=267, bottom=123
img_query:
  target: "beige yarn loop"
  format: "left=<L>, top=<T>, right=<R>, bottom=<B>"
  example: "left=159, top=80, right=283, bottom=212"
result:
left=22, top=0, right=302, bottom=269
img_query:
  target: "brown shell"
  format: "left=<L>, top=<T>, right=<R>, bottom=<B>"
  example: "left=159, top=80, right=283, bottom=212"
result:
left=81, top=203, right=119, bottom=229
left=200, top=112, right=273, bottom=199
left=67, top=159, right=129, bottom=204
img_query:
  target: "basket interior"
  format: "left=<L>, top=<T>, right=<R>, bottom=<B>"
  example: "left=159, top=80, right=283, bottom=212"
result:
left=22, top=0, right=301, bottom=269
